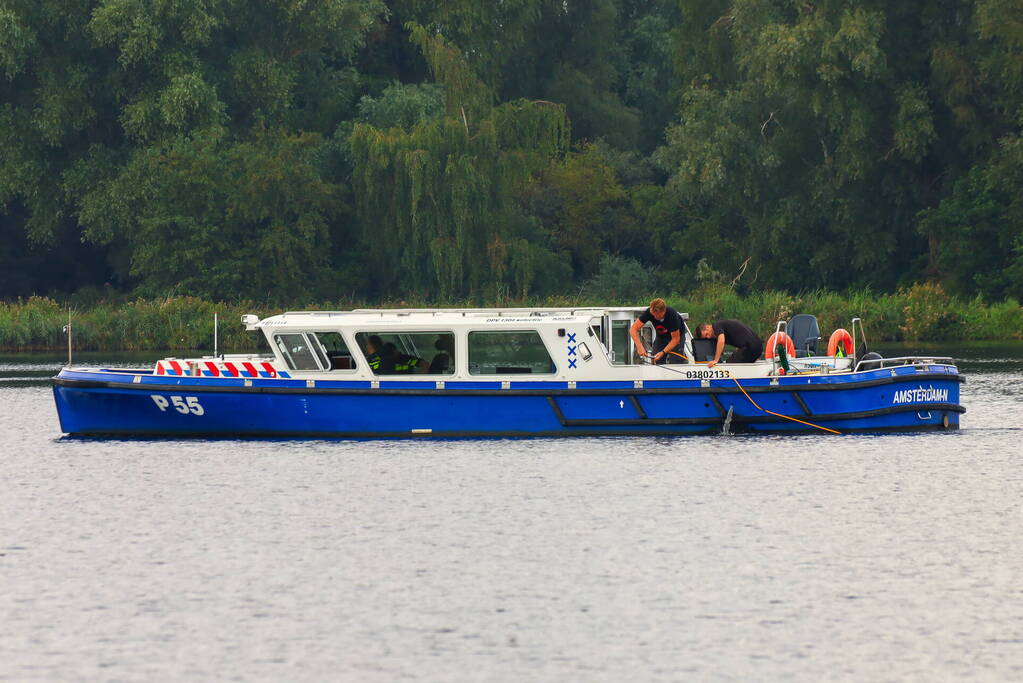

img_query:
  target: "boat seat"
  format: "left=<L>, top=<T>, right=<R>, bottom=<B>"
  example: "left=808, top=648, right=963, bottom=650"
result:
left=691, top=338, right=715, bottom=362
left=428, top=353, right=450, bottom=373
left=329, top=354, right=353, bottom=370
left=788, top=314, right=821, bottom=357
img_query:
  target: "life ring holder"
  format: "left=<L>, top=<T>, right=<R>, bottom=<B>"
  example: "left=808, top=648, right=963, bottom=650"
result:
left=828, top=328, right=854, bottom=357
left=765, top=331, right=796, bottom=360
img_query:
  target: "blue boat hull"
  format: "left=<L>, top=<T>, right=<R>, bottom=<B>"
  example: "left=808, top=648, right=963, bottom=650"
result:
left=52, top=365, right=964, bottom=438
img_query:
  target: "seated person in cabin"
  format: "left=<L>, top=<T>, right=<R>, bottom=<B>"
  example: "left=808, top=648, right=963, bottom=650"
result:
left=428, top=336, right=453, bottom=374
left=381, top=342, right=425, bottom=374
left=363, top=335, right=384, bottom=372
left=698, top=320, right=763, bottom=367
left=630, top=298, right=685, bottom=365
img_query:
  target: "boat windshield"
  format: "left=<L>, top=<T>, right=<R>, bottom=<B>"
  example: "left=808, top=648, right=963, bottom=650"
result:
left=274, top=333, right=321, bottom=371
left=312, top=331, right=357, bottom=371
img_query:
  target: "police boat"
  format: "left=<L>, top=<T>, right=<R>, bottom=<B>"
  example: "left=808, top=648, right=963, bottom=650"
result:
left=52, top=308, right=964, bottom=437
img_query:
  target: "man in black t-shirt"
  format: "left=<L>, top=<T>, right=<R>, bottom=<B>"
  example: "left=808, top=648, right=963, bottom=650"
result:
left=698, top=319, right=763, bottom=366
left=630, top=298, right=685, bottom=364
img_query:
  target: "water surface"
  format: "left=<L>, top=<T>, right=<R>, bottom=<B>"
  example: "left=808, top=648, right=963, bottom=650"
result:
left=2, top=345, right=1022, bottom=681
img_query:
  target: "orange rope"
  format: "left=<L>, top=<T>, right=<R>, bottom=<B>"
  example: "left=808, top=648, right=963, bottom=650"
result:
left=664, top=351, right=841, bottom=434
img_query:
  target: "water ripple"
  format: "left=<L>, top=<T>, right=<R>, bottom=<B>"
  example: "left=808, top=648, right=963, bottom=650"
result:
left=1, top=349, right=1022, bottom=681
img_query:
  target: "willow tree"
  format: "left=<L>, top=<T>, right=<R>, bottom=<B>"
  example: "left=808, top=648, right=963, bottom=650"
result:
left=350, top=25, right=570, bottom=300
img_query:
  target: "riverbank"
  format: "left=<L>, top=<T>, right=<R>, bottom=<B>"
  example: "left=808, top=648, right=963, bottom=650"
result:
left=2, top=284, right=1020, bottom=351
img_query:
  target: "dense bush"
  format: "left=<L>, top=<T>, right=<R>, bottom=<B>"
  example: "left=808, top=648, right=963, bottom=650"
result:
left=1, top=290, right=1019, bottom=351
left=0, top=297, right=268, bottom=351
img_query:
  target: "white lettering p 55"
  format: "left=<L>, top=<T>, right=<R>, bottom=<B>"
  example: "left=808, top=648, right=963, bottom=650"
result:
left=151, top=395, right=204, bottom=416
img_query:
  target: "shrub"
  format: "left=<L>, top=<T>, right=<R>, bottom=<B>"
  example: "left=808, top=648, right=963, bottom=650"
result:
left=582, top=254, right=658, bottom=303
left=898, top=283, right=963, bottom=340
left=1, top=286, right=1020, bottom=350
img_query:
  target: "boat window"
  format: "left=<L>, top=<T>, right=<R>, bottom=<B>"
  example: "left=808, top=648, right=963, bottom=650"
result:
left=274, top=333, right=321, bottom=371
left=309, top=335, right=330, bottom=369
left=468, top=331, right=555, bottom=375
left=354, top=332, right=455, bottom=375
left=312, top=332, right=358, bottom=372
left=610, top=319, right=649, bottom=365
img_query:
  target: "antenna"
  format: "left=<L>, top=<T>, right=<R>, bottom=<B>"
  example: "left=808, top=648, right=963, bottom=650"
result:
left=214, top=311, right=219, bottom=358
left=63, top=308, right=72, bottom=367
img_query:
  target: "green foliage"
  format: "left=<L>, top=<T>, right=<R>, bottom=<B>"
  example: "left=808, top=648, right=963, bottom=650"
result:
left=350, top=27, right=571, bottom=299
left=655, top=285, right=973, bottom=344
left=582, top=254, right=658, bottom=302
left=656, top=0, right=1023, bottom=297
left=393, top=0, right=543, bottom=88
left=1, top=0, right=384, bottom=299
left=1, top=289, right=1021, bottom=351
left=898, top=283, right=963, bottom=341
left=0, top=6, right=33, bottom=79
left=357, top=82, right=444, bottom=131
left=961, top=297, right=1023, bottom=339
left=918, top=128, right=1023, bottom=300
left=498, top=0, right=641, bottom=148
left=542, top=144, right=629, bottom=276
left=0, top=296, right=274, bottom=351
left=0, top=0, right=1022, bottom=310
left=70, top=129, right=342, bottom=301
left=618, top=2, right=681, bottom=152
left=0, top=296, right=65, bottom=348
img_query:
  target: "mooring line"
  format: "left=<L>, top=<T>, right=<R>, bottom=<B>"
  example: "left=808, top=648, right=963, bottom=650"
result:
left=653, top=351, right=841, bottom=435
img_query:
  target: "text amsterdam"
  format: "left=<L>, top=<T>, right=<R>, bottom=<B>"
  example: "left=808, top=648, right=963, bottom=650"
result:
left=892, top=386, right=949, bottom=404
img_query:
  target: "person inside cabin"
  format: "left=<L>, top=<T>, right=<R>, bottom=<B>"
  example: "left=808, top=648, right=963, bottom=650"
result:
left=364, top=335, right=384, bottom=372
left=382, top=341, right=425, bottom=374
left=428, top=336, right=453, bottom=374
left=698, top=320, right=763, bottom=367
left=630, top=298, right=684, bottom=365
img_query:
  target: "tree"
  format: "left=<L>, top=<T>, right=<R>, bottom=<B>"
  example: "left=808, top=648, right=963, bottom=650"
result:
left=0, top=0, right=384, bottom=299
left=350, top=25, right=571, bottom=299
left=537, top=143, right=635, bottom=278
left=916, top=0, right=1023, bottom=298
left=69, top=128, right=342, bottom=301
left=657, top=1, right=978, bottom=291
left=500, top=0, right=640, bottom=149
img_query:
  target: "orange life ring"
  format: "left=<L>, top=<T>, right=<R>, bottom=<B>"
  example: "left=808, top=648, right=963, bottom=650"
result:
left=765, top=331, right=796, bottom=359
left=827, top=329, right=854, bottom=357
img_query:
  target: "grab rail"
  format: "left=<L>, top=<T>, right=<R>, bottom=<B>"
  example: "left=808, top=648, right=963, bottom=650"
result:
left=853, top=356, right=956, bottom=372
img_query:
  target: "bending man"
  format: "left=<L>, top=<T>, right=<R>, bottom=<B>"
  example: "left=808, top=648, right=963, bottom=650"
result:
left=698, top=320, right=763, bottom=367
left=630, top=298, right=684, bottom=364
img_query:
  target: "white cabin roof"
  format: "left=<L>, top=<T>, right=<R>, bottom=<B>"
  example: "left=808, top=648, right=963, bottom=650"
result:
left=246, top=306, right=678, bottom=330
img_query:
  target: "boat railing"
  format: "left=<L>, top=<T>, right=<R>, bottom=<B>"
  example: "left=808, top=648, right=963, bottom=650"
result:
left=345, top=307, right=650, bottom=317
left=853, top=355, right=956, bottom=372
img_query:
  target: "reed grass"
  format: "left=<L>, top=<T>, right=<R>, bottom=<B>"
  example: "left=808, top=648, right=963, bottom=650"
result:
left=0, top=287, right=1020, bottom=351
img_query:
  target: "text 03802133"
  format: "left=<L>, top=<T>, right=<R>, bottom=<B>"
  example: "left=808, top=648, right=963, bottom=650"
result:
left=685, top=370, right=729, bottom=379
left=150, top=395, right=205, bottom=415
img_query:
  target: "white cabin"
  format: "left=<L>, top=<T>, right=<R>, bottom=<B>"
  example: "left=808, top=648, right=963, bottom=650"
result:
left=220, top=306, right=816, bottom=382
